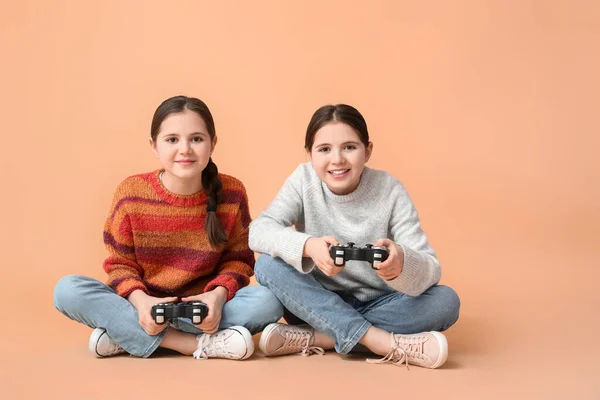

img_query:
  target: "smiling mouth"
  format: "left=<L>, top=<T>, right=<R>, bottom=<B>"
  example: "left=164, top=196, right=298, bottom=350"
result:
left=328, top=169, right=349, bottom=176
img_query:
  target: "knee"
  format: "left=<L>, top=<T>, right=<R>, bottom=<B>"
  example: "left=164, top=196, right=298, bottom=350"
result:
left=253, top=254, right=280, bottom=285
left=53, top=274, right=83, bottom=312
left=250, top=286, right=284, bottom=323
left=433, top=285, right=460, bottom=330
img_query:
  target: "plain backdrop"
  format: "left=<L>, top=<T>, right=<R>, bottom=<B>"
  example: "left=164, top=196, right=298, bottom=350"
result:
left=1, top=1, right=598, bottom=399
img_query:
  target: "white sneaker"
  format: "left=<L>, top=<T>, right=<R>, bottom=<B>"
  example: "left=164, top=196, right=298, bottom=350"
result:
left=193, top=326, right=254, bottom=360
left=366, top=331, right=448, bottom=369
left=89, top=328, right=127, bottom=358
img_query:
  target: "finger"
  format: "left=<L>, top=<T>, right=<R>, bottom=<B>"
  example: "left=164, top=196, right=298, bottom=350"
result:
left=322, top=236, right=339, bottom=246
left=324, top=261, right=340, bottom=276
left=376, top=267, right=399, bottom=280
left=200, top=321, right=217, bottom=334
left=206, top=320, right=218, bottom=333
left=321, top=260, right=336, bottom=276
left=318, top=264, right=332, bottom=277
left=142, top=324, right=157, bottom=336
left=374, top=256, right=393, bottom=270
left=375, top=270, right=391, bottom=280
left=374, top=238, right=392, bottom=248
left=159, top=296, right=179, bottom=304
left=144, top=322, right=161, bottom=335
left=326, top=267, right=338, bottom=277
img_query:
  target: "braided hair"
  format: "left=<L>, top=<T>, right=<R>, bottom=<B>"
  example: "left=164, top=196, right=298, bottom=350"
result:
left=150, top=96, right=227, bottom=247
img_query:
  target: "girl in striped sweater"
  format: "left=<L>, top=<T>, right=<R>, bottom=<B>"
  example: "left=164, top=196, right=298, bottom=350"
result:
left=54, top=96, right=283, bottom=360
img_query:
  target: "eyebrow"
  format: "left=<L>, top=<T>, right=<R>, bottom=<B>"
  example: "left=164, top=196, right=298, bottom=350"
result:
left=314, top=141, right=361, bottom=147
left=162, top=132, right=208, bottom=137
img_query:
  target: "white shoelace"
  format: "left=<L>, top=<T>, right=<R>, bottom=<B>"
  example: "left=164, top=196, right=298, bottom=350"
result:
left=284, top=330, right=324, bottom=357
left=366, top=333, right=428, bottom=370
left=193, top=331, right=241, bottom=360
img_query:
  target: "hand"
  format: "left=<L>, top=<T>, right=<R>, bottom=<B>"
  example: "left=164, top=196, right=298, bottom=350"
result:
left=127, top=290, right=178, bottom=336
left=182, top=286, right=228, bottom=334
left=372, top=239, right=404, bottom=281
left=303, top=236, right=341, bottom=277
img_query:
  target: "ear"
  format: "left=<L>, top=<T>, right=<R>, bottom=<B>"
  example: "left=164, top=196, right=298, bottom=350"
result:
left=211, top=135, right=218, bottom=155
left=149, top=138, right=159, bottom=157
left=365, top=141, right=373, bottom=162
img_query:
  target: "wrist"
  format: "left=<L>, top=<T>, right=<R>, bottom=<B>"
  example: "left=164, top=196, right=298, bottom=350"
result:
left=127, top=289, right=148, bottom=309
left=302, top=237, right=315, bottom=257
left=212, top=286, right=228, bottom=303
left=397, top=244, right=405, bottom=269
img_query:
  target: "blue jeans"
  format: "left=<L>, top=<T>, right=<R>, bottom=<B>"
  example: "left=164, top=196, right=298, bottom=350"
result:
left=254, top=255, right=460, bottom=354
left=53, top=274, right=283, bottom=358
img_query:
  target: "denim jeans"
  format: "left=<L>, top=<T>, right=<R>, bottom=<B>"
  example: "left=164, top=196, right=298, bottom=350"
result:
left=53, top=274, right=283, bottom=357
left=254, top=255, right=460, bottom=354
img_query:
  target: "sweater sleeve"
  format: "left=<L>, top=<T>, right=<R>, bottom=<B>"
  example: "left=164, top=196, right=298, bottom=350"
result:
left=249, top=167, right=312, bottom=272
left=204, top=184, right=255, bottom=301
left=102, top=184, right=149, bottom=298
left=384, top=184, right=441, bottom=296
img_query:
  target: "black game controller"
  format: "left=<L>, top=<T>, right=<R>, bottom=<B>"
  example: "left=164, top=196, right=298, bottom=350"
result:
left=151, top=301, right=209, bottom=325
left=329, top=242, right=389, bottom=270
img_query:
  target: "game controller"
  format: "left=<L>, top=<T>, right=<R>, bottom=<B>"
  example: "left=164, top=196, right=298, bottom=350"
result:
left=151, top=301, right=209, bottom=325
left=329, top=242, right=389, bottom=269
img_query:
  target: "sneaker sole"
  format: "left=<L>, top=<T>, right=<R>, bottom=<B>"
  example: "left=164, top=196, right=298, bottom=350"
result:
left=229, top=326, right=255, bottom=360
left=88, top=328, right=107, bottom=358
left=258, top=323, right=279, bottom=356
left=429, top=331, right=448, bottom=369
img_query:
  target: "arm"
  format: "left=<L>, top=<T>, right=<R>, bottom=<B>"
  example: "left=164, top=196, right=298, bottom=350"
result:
left=248, top=168, right=313, bottom=272
left=102, top=187, right=149, bottom=298
left=383, top=185, right=441, bottom=296
left=203, top=184, right=255, bottom=301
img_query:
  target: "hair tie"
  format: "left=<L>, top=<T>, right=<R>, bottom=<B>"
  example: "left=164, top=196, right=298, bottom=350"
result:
left=207, top=204, right=217, bottom=212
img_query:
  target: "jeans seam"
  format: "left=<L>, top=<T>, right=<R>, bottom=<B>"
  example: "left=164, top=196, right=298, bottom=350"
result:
left=141, top=327, right=169, bottom=358
left=257, top=269, right=369, bottom=354
left=259, top=273, right=336, bottom=332
left=339, top=320, right=371, bottom=354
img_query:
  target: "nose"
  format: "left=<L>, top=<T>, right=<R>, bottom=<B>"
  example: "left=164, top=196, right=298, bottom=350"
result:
left=179, top=141, right=192, bottom=154
left=331, top=148, right=344, bottom=164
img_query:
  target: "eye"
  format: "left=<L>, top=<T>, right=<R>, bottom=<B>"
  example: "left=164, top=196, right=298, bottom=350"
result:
left=317, top=146, right=330, bottom=153
left=345, top=144, right=357, bottom=150
left=191, top=136, right=204, bottom=143
left=166, top=137, right=177, bottom=143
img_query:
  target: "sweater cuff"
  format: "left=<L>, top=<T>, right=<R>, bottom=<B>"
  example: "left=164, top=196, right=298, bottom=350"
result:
left=279, top=231, right=313, bottom=273
left=113, top=278, right=150, bottom=298
left=392, top=245, right=424, bottom=294
left=204, top=275, right=243, bottom=301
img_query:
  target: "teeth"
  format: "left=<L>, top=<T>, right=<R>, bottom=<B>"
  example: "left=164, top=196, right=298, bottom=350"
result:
left=330, top=170, right=348, bottom=175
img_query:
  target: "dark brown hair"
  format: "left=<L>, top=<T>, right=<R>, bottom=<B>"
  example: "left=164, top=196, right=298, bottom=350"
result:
left=305, top=104, right=370, bottom=151
left=150, top=95, right=227, bottom=247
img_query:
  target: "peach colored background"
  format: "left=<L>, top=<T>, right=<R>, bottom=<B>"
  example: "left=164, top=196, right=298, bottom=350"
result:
left=1, top=0, right=598, bottom=398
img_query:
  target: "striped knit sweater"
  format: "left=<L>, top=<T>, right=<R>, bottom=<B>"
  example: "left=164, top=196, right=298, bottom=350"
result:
left=103, top=170, right=255, bottom=301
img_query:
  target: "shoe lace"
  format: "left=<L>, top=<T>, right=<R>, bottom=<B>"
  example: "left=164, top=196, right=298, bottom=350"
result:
left=284, top=329, right=324, bottom=357
left=105, top=341, right=124, bottom=356
left=193, top=331, right=239, bottom=360
left=366, top=333, right=427, bottom=370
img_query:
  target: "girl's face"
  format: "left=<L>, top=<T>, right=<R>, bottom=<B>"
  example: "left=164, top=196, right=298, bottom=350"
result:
left=150, top=109, right=216, bottom=194
left=308, top=122, right=372, bottom=195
